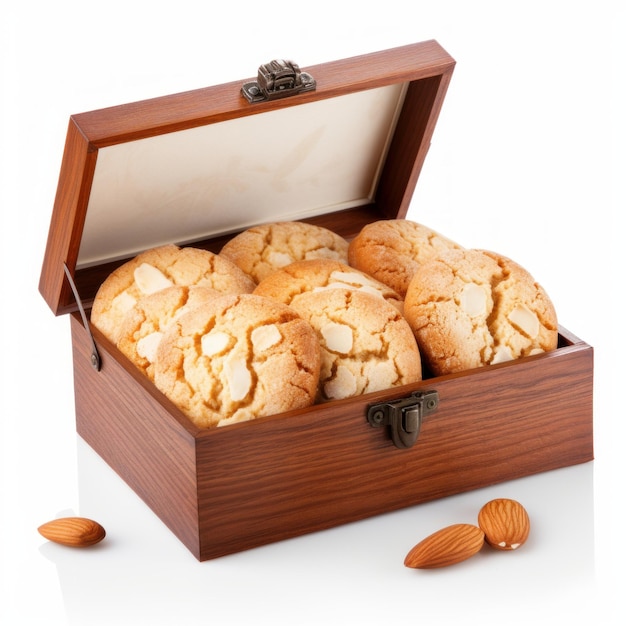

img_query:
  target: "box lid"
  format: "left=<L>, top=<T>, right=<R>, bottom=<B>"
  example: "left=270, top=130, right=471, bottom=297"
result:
left=39, top=40, right=455, bottom=316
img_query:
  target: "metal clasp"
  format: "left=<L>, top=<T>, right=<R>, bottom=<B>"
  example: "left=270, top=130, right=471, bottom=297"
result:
left=241, top=59, right=316, bottom=103
left=367, top=390, right=439, bottom=449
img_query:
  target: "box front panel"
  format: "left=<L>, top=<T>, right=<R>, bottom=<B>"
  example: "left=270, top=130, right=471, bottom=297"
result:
left=194, top=337, right=593, bottom=559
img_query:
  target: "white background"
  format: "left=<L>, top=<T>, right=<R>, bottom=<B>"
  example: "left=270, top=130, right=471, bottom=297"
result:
left=1, top=2, right=623, bottom=624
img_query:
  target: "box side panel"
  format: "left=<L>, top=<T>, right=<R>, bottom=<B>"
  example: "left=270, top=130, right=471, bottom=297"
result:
left=39, top=119, right=98, bottom=315
left=69, top=314, right=202, bottom=558
left=195, top=343, right=593, bottom=559
left=376, top=68, right=454, bottom=219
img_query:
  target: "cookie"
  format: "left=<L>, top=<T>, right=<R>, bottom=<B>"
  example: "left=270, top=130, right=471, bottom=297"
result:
left=153, top=294, right=321, bottom=428
left=253, top=259, right=404, bottom=313
left=116, top=285, right=221, bottom=380
left=220, top=221, right=349, bottom=283
left=90, top=244, right=256, bottom=343
left=403, top=249, right=558, bottom=376
left=288, top=288, right=422, bottom=402
left=348, top=219, right=463, bottom=297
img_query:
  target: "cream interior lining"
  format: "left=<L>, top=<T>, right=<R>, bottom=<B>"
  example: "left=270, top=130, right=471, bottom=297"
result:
left=77, top=82, right=408, bottom=268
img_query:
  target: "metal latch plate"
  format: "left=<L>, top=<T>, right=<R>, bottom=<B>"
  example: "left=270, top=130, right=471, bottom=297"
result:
left=367, top=390, right=439, bottom=449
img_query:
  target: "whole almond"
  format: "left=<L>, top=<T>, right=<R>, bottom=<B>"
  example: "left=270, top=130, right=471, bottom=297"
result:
left=38, top=516, right=106, bottom=547
left=478, top=498, right=530, bottom=550
left=404, top=523, right=485, bottom=569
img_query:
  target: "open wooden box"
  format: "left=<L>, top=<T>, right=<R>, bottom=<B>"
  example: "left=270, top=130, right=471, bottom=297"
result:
left=39, top=40, right=593, bottom=561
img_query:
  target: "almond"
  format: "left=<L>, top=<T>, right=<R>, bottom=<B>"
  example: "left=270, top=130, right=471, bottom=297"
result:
left=404, top=523, right=485, bottom=569
left=38, top=516, right=106, bottom=547
left=478, top=498, right=530, bottom=550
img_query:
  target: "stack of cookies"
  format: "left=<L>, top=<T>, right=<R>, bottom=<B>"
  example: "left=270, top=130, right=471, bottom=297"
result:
left=90, top=220, right=558, bottom=428
left=347, top=220, right=558, bottom=377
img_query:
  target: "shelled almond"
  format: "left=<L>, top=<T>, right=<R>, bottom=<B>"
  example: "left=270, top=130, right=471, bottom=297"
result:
left=38, top=517, right=106, bottom=548
left=404, top=523, right=485, bottom=569
left=405, top=498, right=531, bottom=569
left=478, top=498, right=530, bottom=550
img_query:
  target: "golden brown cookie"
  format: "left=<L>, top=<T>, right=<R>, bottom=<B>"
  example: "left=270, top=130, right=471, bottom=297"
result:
left=116, top=285, right=221, bottom=380
left=153, top=294, right=321, bottom=428
left=288, top=288, right=422, bottom=402
left=403, top=249, right=558, bottom=376
left=220, top=221, right=349, bottom=283
left=90, top=244, right=256, bottom=343
left=348, top=219, right=463, bottom=297
left=253, top=259, right=404, bottom=313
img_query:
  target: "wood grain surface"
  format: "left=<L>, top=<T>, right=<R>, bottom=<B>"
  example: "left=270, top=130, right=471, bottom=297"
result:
left=72, top=315, right=593, bottom=560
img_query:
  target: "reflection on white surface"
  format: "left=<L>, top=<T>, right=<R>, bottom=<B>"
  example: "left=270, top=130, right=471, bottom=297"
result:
left=37, top=437, right=596, bottom=626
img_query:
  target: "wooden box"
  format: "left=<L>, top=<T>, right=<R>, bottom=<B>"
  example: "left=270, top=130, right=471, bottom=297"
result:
left=39, top=40, right=593, bottom=561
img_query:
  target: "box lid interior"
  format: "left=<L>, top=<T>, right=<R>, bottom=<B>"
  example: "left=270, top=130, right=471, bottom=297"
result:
left=79, top=82, right=409, bottom=269
left=40, top=40, right=455, bottom=315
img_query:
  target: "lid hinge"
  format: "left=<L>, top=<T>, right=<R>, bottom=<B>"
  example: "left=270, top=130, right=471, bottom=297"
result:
left=63, top=264, right=101, bottom=372
left=367, top=390, right=439, bottom=449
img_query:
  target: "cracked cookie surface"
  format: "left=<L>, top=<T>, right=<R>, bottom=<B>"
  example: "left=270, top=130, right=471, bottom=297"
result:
left=289, top=288, right=422, bottom=402
left=403, top=249, right=558, bottom=376
left=116, top=285, right=221, bottom=380
left=253, top=258, right=404, bottom=313
left=220, top=221, right=349, bottom=284
left=91, top=244, right=256, bottom=343
left=153, top=294, right=321, bottom=428
left=348, top=219, right=463, bottom=297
